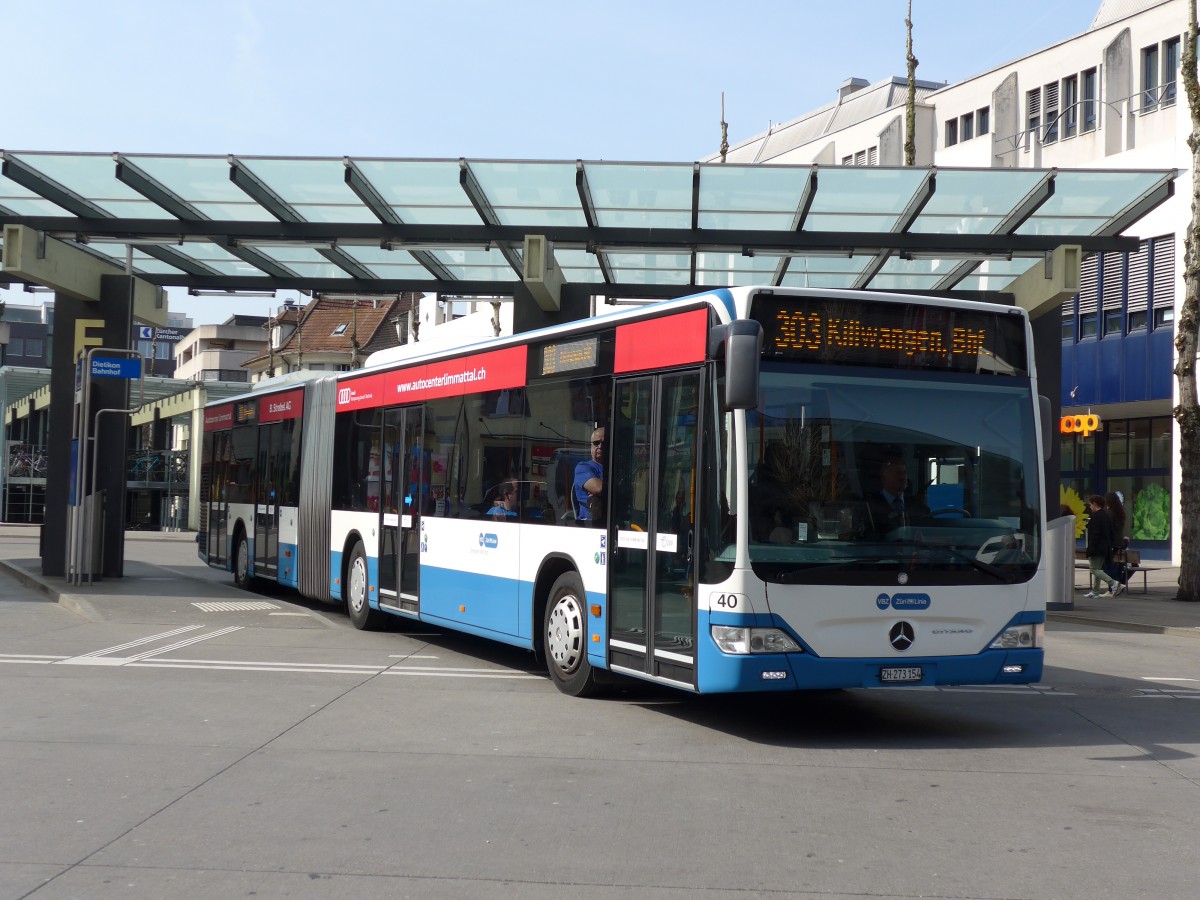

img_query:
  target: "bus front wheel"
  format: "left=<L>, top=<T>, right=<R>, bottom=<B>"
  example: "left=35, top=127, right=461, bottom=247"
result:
left=345, top=541, right=382, bottom=630
left=543, top=572, right=601, bottom=697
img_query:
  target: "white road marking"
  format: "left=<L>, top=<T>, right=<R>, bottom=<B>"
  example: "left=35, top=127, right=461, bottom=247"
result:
left=57, top=626, right=243, bottom=666
left=61, top=625, right=202, bottom=662
left=1143, top=677, right=1198, bottom=682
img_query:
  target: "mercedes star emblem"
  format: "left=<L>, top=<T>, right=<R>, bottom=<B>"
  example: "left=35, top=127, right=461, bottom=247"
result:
left=889, top=621, right=915, bottom=651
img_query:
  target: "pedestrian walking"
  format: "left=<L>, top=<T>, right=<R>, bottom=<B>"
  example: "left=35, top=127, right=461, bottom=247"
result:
left=1085, top=494, right=1123, bottom=597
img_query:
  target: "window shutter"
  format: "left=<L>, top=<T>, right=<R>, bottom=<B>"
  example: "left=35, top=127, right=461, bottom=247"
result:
left=1101, top=251, right=1124, bottom=311
left=1077, top=254, right=1098, bottom=316
left=1127, top=241, right=1149, bottom=314
left=867, top=146, right=878, bottom=166
left=1151, top=234, right=1175, bottom=307
left=1027, top=89, right=1041, bottom=117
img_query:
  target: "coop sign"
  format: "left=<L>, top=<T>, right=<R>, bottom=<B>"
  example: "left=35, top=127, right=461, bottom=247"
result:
left=1061, top=413, right=1101, bottom=436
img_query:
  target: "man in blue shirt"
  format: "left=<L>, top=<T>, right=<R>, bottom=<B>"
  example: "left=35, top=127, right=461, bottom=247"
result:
left=573, top=427, right=605, bottom=525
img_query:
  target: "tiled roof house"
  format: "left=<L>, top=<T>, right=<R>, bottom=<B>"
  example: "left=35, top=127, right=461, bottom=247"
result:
left=243, top=295, right=417, bottom=382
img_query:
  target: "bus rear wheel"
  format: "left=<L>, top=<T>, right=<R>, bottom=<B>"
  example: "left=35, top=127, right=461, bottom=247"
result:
left=543, top=572, right=601, bottom=697
left=233, top=531, right=252, bottom=589
left=345, top=541, right=382, bottom=630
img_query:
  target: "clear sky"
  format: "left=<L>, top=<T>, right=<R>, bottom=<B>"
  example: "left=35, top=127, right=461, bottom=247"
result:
left=1, top=0, right=1102, bottom=324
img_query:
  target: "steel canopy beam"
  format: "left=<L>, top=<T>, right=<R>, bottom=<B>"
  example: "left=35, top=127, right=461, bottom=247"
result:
left=575, top=161, right=614, bottom=283
left=853, top=167, right=937, bottom=289
left=1097, top=171, right=1176, bottom=237
left=0, top=215, right=1142, bottom=255
left=772, top=164, right=819, bottom=286
left=1, top=153, right=109, bottom=218
left=459, top=158, right=524, bottom=277
left=933, top=169, right=1058, bottom=291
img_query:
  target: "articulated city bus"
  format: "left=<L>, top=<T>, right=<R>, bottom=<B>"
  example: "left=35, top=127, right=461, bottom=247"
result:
left=199, top=286, right=1048, bottom=696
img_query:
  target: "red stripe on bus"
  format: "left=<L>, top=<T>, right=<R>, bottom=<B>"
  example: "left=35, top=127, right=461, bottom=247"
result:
left=259, top=388, right=305, bottom=423
left=337, top=345, right=528, bottom=411
left=204, top=404, right=234, bottom=431
left=614, top=308, right=708, bottom=374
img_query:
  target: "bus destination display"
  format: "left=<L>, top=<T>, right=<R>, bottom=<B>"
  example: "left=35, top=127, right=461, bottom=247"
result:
left=234, top=400, right=257, bottom=424
left=540, top=337, right=598, bottom=376
left=752, top=295, right=1027, bottom=375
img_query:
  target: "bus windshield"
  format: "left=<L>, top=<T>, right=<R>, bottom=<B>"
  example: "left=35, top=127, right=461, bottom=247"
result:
left=747, top=364, right=1042, bottom=586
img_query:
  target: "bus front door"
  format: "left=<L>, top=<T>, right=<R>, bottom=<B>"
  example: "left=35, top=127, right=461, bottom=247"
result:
left=379, top=406, right=423, bottom=615
left=608, top=371, right=701, bottom=688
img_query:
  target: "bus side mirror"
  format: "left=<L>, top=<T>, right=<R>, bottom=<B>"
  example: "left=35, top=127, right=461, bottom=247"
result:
left=710, top=320, right=762, bottom=411
left=1039, top=395, right=1052, bottom=463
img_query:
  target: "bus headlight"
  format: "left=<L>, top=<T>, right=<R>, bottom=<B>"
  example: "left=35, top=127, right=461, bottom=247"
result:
left=711, top=626, right=802, bottom=655
left=988, top=623, right=1044, bottom=650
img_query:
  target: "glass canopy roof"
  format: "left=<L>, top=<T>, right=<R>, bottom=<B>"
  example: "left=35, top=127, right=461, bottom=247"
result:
left=0, top=151, right=1176, bottom=298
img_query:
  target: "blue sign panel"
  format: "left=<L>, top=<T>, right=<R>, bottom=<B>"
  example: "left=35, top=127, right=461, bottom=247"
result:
left=90, top=357, right=142, bottom=379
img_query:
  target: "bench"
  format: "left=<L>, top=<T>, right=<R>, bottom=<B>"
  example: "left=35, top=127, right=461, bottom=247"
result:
left=1074, top=548, right=1150, bottom=593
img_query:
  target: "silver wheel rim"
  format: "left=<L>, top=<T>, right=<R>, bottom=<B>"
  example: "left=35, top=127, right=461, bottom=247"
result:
left=236, top=539, right=248, bottom=583
left=547, top=593, right=585, bottom=674
left=349, top=556, right=367, bottom=614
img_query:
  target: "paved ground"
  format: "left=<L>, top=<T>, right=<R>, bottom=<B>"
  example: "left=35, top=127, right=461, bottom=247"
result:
left=4, top=525, right=1200, bottom=899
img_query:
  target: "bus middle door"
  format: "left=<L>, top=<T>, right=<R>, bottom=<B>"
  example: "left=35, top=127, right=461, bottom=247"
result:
left=608, top=370, right=701, bottom=688
left=379, top=406, right=423, bottom=615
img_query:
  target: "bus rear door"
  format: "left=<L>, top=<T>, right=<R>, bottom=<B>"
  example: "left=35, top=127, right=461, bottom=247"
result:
left=608, top=370, right=701, bottom=688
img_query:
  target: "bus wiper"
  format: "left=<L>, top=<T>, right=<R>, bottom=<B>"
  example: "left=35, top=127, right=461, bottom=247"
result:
left=886, top=539, right=1017, bottom=583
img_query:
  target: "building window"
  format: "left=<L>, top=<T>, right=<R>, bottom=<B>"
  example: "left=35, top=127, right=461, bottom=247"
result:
left=1104, top=309, right=1123, bottom=335
left=867, top=146, right=878, bottom=165
left=1082, top=67, right=1098, bottom=132
left=24, top=338, right=43, bottom=358
left=1154, top=307, right=1174, bottom=328
left=1079, top=312, right=1097, bottom=338
left=1063, top=75, right=1079, bottom=138
left=7, top=337, right=24, bottom=357
left=331, top=323, right=348, bottom=336
left=1142, top=43, right=1160, bottom=111
left=1128, top=310, right=1149, bottom=330
left=945, top=118, right=958, bottom=147
left=1043, top=81, right=1060, bottom=143
left=1164, top=36, right=1180, bottom=106
left=854, top=150, right=866, bottom=165
left=841, top=155, right=853, bottom=166
left=959, top=113, right=973, bottom=141
left=1061, top=317, right=1075, bottom=342
left=1025, top=88, right=1041, bottom=150
left=977, top=107, right=989, bottom=136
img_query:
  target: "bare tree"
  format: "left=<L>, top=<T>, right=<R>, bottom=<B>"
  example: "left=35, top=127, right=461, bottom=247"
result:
left=720, top=92, right=729, bottom=163
left=904, top=0, right=918, bottom=166
left=1177, top=2, right=1200, bottom=600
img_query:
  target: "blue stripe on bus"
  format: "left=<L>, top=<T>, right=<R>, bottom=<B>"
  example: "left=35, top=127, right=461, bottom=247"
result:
left=277, top=543, right=299, bottom=588
left=420, top=565, right=520, bottom=637
left=330, top=550, right=343, bottom=602
left=694, top=609, right=1043, bottom=692
left=707, top=287, right=735, bottom=320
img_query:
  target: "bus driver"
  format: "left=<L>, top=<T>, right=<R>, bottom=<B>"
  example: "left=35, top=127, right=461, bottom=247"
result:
left=574, top=426, right=605, bottom=526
